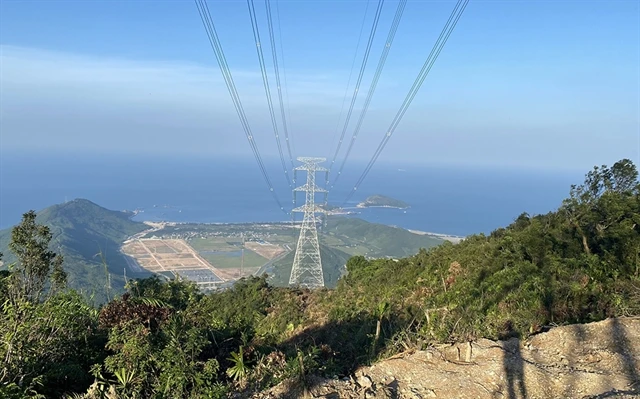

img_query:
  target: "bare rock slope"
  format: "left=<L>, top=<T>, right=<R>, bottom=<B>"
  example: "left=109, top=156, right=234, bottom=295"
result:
left=253, top=317, right=640, bottom=398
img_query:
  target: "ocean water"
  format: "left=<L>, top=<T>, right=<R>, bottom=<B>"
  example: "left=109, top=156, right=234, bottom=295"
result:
left=0, top=152, right=582, bottom=236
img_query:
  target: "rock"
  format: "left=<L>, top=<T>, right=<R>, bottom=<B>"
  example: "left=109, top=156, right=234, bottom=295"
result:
left=357, top=375, right=373, bottom=389
left=246, top=317, right=640, bottom=399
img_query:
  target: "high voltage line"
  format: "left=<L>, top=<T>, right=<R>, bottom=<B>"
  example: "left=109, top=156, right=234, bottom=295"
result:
left=265, top=0, right=295, bottom=171
left=194, top=0, right=470, bottom=214
left=343, top=0, right=471, bottom=206
left=274, top=0, right=295, bottom=157
left=330, top=0, right=407, bottom=189
left=328, top=0, right=371, bottom=173
left=327, top=0, right=385, bottom=184
left=194, top=0, right=287, bottom=213
left=247, top=0, right=292, bottom=188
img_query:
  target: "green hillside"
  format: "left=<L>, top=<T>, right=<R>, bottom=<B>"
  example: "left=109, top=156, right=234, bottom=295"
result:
left=323, top=217, right=443, bottom=258
left=267, top=218, right=443, bottom=287
left=269, top=244, right=352, bottom=288
left=0, top=199, right=149, bottom=302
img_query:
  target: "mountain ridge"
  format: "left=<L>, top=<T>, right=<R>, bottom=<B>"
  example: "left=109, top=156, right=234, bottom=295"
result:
left=0, top=198, right=149, bottom=302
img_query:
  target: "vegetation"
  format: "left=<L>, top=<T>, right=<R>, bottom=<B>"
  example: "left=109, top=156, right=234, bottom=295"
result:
left=269, top=244, right=352, bottom=288
left=0, top=199, right=149, bottom=303
left=357, top=194, right=409, bottom=209
left=323, top=217, right=441, bottom=258
left=1, top=159, right=639, bottom=398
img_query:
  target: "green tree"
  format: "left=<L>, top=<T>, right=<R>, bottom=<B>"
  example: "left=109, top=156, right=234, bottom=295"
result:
left=7, top=210, right=66, bottom=303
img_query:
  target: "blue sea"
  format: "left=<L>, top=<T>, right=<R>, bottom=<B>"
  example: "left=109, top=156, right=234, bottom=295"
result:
left=0, top=152, right=582, bottom=236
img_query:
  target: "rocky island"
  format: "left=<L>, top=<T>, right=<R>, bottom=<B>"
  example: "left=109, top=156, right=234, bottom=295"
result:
left=357, top=194, right=409, bottom=209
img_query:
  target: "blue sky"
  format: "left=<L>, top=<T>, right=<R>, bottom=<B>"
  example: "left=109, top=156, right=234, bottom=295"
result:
left=0, top=0, right=638, bottom=173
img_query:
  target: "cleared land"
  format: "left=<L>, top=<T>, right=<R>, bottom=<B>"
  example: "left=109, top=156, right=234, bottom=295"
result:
left=121, top=238, right=226, bottom=284
left=245, top=241, right=286, bottom=260
left=122, top=218, right=444, bottom=288
left=200, top=251, right=267, bottom=269
left=188, top=237, right=282, bottom=279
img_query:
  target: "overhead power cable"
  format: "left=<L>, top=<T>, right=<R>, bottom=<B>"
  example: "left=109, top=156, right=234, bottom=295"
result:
left=328, top=0, right=372, bottom=169
left=327, top=0, right=385, bottom=183
left=194, top=0, right=287, bottom=213
left=265, top=0, right=295, bottom=171
left=343, top=0, right=470, bottom=205
left=330, top=0, right=407, bottom=189
left=247, top=0, right=292, bottom=188
left=274, top=0, right=295, bottom=156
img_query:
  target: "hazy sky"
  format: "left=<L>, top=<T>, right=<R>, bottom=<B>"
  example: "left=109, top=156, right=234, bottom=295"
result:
left=1, top=0, right=638, bottom=173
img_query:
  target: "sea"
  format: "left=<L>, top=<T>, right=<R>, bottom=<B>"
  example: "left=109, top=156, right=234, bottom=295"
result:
left=0, top=152, right=583, bottom=236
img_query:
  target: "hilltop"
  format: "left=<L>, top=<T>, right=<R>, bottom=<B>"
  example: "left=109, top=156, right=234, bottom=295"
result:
left=0, top=199, right=149, bottom=301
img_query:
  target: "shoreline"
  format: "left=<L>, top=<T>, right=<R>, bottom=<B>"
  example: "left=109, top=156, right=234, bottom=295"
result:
left=407, top=229, right=465, bottom=244
left=135, top=219, right=465, bottom=244
left=355, top=205, right=410, bottom=210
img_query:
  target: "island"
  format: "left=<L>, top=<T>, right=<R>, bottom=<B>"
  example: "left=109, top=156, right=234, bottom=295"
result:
left=357, top=195, right=409, bottom=209
left=316, top=203, right=358, bottom=216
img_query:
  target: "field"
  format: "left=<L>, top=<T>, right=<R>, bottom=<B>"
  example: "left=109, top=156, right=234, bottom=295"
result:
left=187, top=236, right=285, bottom=278
left=200, top=251, right=267, bottom=270
left=121, top=238, right=226, bottom=284
left=244, top=241, right=287, bottom=260
left=123, top=217, right=444, bottom=287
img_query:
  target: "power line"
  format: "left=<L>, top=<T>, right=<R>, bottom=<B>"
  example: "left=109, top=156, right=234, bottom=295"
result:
left=327, top=0, right=385, bottom=183
left=194, top=0, right=287, bottom=213
left=274, top=0, right=295, bottom=156
left=328, top=0, right=372, bottom=168
left=247, top=0, right=292, bottom=188
left=343, top=0, right=470, bottom=205
left=330, top=0, right=407, bottom=189
left=265, top=0, right=295, bottom=172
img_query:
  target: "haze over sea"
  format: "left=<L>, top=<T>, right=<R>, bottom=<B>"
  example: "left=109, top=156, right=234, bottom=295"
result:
left=0, top=152, right=583, bottom=236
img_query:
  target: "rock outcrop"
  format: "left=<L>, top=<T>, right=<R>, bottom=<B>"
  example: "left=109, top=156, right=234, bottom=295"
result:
left=249, top=317, right=640, bottom=398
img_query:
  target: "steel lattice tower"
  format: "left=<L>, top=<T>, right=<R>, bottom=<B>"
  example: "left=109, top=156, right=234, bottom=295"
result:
left=289, top=157, right=327, bottom=288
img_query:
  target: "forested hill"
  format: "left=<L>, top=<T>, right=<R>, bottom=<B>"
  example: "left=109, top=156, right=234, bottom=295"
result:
left=0, top=199, right=148, bottom=301
left=324, top=217, right=441, bottom=257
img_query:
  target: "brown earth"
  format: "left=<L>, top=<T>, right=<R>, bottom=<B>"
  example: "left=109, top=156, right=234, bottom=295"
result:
left=245, top=242, right=286, bottom=260
left=247, top=317, right=640, bottom=399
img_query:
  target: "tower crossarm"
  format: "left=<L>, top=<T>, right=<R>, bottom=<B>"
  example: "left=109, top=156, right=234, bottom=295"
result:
left=294, top=183, right=327, bottom=193
left=292, top=204, right=327, bottom=213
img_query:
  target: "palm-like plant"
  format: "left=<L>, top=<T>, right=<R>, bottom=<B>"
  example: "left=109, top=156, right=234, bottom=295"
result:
left=226, top=346, right=249, bottom=385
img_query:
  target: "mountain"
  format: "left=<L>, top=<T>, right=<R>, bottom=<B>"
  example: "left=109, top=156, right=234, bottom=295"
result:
left=0, top=199, right=149, bottom=302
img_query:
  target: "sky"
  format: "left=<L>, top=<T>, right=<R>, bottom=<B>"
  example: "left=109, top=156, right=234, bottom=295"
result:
left=0, top=0, right=639, bottom=173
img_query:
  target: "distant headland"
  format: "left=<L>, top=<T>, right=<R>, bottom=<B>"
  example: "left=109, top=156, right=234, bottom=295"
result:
left=357, top=195, right=409, bottom=209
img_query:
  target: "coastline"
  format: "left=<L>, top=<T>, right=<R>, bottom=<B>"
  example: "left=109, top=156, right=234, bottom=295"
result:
left=355, top=204, right=410, bottom=210
left=408, top=229, right=465, bottom=244
left=134, top=219, right=464, bottom=244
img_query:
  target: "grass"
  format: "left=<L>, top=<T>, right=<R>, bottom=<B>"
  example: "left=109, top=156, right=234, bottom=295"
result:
left=188, top=237, right=239, bottom=252
left=201, top=250, right=268, bottom=269
left=334, top=244, right=371, bottom=256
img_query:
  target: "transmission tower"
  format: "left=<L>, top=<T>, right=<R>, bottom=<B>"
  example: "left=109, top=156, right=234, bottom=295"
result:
left=290, top=157, right=327, bottom=288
